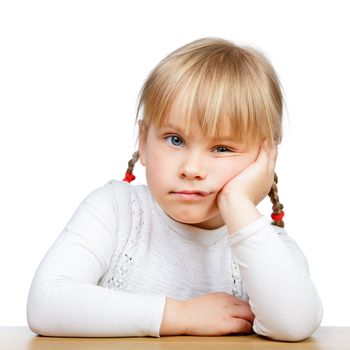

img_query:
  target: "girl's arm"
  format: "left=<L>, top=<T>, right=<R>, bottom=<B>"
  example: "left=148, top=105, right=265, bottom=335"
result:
left=217, top=142, right=323, bottom=341
left=228, top=212, right=324, bottom=342
left=26, top=185, right=166, bottom=337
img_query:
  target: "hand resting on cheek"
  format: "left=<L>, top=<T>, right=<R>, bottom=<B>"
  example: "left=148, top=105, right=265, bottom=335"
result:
left=217, top=140, right=278, bottom=207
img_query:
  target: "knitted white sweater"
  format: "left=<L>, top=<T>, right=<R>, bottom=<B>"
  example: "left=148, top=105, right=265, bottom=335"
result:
left=26, top=180, right=323, bottom=341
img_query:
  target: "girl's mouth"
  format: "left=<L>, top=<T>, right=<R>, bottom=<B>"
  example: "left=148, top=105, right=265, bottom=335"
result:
left=171, top=190, right=210, bottom=200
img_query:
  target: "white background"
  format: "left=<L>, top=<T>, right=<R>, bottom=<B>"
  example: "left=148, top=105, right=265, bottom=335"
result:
left=1, top=0, right=349, bottom=327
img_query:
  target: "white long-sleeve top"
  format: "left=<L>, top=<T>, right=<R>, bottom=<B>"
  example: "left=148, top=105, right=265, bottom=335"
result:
left=26, top=179, right=323, bottom=341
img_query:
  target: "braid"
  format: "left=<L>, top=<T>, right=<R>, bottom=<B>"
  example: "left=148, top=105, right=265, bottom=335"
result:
left=126, top=151, right=140, bottom=173
left=123, top=151, right=139, bottom=183
left=268, top=172, right=285, bottom=228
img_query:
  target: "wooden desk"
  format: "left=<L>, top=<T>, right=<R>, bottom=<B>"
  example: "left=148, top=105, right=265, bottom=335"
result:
left=1, top=327, right=349, bottom=350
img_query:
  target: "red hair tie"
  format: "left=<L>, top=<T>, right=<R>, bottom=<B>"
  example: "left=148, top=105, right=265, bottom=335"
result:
left=123, top=171, right=136, bottom=183
left=271, top=211, right=284, bottom=222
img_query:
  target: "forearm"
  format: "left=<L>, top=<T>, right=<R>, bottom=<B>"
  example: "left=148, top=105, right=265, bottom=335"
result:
left=228, top=217, right=323, bottom=341
left=27, top=277, right=166, bottom=337
left=159, top=297, right=186, bottom=335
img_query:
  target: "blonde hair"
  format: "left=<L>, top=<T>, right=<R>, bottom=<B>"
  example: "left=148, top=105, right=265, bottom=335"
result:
left=125, top=37, right=285, bottom=227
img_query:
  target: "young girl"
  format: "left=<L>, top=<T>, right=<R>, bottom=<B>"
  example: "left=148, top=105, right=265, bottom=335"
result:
left=27, top=37, right=323, bottom=341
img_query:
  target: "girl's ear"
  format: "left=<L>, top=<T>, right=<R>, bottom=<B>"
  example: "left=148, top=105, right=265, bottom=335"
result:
left=138, top=120, right=147, bottom=167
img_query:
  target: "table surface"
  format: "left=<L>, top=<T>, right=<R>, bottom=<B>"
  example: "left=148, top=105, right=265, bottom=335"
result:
left=0, top=326, right=349, bottom=350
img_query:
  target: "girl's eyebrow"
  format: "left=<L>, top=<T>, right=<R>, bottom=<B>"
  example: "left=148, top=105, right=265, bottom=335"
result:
left=161, top=124, right=184, bottom=132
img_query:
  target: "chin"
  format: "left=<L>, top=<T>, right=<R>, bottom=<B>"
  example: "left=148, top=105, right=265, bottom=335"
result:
left=167, top=210, right=204, bottom=225
left=160, top=198, right=220, bottom=226
left=169, top=210, right=223, bottom=229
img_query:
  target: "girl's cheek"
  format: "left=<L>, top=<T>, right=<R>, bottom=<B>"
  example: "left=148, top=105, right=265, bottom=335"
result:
left=226, top=161, right=246, bottom=177
left=216, top=157, right=251, bottom=183
left=210, top=166, right=237, bottom=188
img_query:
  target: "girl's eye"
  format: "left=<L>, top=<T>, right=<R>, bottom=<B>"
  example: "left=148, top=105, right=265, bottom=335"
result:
left=165, top=135, right=184, bottom=147
left=214, top=146, right=233, bottom=153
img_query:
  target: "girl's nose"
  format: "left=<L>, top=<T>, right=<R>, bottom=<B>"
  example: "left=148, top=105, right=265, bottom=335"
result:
left=178, top=154, right=206, bottom=180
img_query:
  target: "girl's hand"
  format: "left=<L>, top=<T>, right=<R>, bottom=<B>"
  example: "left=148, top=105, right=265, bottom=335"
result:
left=217, top=140, right=277, bottom=207
left=181, top=292, right=255, bottom=336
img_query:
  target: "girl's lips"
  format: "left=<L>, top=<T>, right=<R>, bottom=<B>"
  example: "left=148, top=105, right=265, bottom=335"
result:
left=172, top=190, right=209, bottom=196
left=171, top=191, right=210, bottom=200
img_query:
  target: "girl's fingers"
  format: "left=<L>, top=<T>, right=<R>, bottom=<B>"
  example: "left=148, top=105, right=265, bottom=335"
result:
left=269, top=144, right=277, bottom=169
left=263, top=139, right=277, bottom=159
left=274, top=145, right=278, bottom=162
left=232, top=298, right=250, bottom=306
left=261, top=141, right=277, bottom=188
left=258, top=140, right=276, bottom=170
left=229, top=318, right=254, bottom=334
left=271, top=143, right=278, bottom=164
left=256, top=140, right=270, bottom=163
left=229, top=305, right=255, bottom=323
left=262, top=140, right=277, bottom=170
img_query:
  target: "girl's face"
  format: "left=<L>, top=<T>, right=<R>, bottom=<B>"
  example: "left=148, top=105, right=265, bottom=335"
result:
left=138, top=109, right=260, bottom=230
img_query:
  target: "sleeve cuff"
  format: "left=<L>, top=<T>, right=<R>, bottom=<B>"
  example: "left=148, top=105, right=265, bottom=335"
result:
left=148, top=295, right=167, bottom=337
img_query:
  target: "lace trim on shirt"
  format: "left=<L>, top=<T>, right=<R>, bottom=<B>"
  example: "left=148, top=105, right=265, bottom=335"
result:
left=231, top=260, right=249, bottom=301
left=99, top=187, right=143, bottom=290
